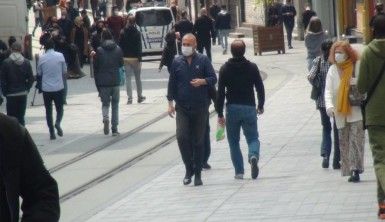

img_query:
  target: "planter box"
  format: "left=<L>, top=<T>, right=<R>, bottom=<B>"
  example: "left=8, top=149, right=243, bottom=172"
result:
left=252, top=25, right=285, bottom=56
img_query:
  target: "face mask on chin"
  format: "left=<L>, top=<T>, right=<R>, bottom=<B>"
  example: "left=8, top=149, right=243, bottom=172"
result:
left=182, top=46, right=194, bottom=57
left=335, top=52, right=347, bottom=64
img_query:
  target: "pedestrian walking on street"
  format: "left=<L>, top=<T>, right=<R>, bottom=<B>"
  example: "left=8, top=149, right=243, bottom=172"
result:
left=325, top=41, right=365, bottom=182
left=37, top=38, right=67, bottom=140
left=357, top=14, right=385, bottom=219
left=175, top=11, right=193, bottom=42
left=119, top=15, right=145, bottom=104
left=32, top=0, right=44, bottom=37
left=0, top=42, right=34, bottom=126
left=94, top=29, right=124, bottom=136
left=216, top=5, right=231, bottom=55
left=302, top=3, right=316, bottom=32
left=305, top=17, right=325, bottom=71
left=266, top=0, right=282, bottom=27
left=193, top=8, right=214, bottom=61
left=0, top=113, right=60, bottom=222
left=281, top=0, right=296, bottom=49
left=307, top=40, right=340, bottom=169
left=216, top=40, right=265, bottom=180
left=167, top=34, right=217, bottom=186
left=159, top=28, right=179, bottom=74
left=209, top=0, right=221, bottom=45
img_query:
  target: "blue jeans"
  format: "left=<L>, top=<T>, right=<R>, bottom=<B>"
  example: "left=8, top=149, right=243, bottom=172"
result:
left=319, top=107, right=340, bottom=162
left=226, top=104, right=260, bottom=175
left=218, top=29, right=230, bottom=51
left=99, top=86, right=120, bottom=131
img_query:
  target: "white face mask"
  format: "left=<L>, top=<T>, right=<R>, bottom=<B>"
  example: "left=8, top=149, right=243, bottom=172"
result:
left=182, top=46, right=194, bottom=57
left=335, top=52, right=347, bottom=63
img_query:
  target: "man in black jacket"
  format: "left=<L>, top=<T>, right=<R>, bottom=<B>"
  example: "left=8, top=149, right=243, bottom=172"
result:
left=0, top=113, right=60, bottom=222
left=95, top=29, right=124, bottom=136
left=193, top=8, right=214, bottom=61
left=0, top=42, right=34, bottom=126
left=209, top=0, right=221, bottom=45
left=217, top=40, right=265, bottom=180
left=216, top=5, right=231, bottom=54
left=119, top=15, right=145, bottom=104
left=281, top=0, right=296, bottom=49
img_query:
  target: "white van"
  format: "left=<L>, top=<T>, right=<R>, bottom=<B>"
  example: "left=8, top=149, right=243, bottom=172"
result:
left=128, top=6, right=175, bottom=57
left=0, top=0, right=31, bottom=59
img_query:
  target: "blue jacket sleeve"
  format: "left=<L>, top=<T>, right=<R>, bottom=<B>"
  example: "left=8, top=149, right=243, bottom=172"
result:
left=167, top=59, right=177, bottom=101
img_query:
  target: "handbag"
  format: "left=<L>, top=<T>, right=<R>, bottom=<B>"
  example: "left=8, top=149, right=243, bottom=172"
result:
left=119, top=66, right=125, bottom=86
left=361, top=60, right=385, bottom=129
left=310, top=57, right=322, bottom=100
left=348, top=67, right=365, bottom=106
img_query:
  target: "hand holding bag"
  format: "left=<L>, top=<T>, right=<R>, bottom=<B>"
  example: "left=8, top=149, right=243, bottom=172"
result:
left=348, top=67, right=365, bottom=106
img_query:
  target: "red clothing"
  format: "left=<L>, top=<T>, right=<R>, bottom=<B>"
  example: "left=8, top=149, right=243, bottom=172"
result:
left=107, top=16, right=125, bottom=41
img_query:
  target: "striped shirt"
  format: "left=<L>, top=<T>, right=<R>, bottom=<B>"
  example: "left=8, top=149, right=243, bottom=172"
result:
left=308, top=56, right=331, bottom=108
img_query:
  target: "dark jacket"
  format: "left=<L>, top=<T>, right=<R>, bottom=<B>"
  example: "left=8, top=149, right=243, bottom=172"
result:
left=94, top=40, right=124, bottom=87
left=302, top=9, right=316, bottom=29
left=167, top=53, right=217, bottom=109
left=175, top=18, right=193, bottom=39
left=57, top=18, right=73, bottom=41
left=0, top=56, right=34, bottom=96
left=119, top=25, right=142, bottom=59
left=0, top=114, right=60, bottom=222
left=160, top=30, right=177, bottom=70
left=216, top=11, right=231, bottom=30
left=209, top=4, right=221, bottom=21
left=193, top=15, right=214, bottom=42
left=281, top=4, right=297, bottom=27
left=216, top=57, right=265, bottom=118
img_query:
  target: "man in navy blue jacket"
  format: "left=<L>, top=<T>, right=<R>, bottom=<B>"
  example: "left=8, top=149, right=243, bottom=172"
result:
left=282, top=0, right=296, bottom=49
left=167, top=34, right=217, bottom=186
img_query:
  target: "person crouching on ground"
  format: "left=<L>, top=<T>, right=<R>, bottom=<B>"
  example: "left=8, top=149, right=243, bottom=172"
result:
left=324, top=41, right=365, bottom=182
left=216, top=40, right=265, bottom=180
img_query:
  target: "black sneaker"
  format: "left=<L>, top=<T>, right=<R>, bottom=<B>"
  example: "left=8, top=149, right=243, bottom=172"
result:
left=183, top=171, right=193, bottom=185
left=138, top=96, right=146, bottom=104
left=332, top=161, right=341, bottom=170
left=250, top=156, right=259, bottom=179
left=348, top=170, right=360, bottom=183
left=103, top=119, right=109, bottom=135
left=194, top=172, right=203, bottom=186
left=112, top=131, right=120, bottom=137
left=322, top=157, right=329, bottom=169
left=202, top=163, right=211, bottom=170
left=50, top=132, right=56, bottom=140
left=55, top=124, right=63, bottom=137
left=127, top=98, right=132, bottom=104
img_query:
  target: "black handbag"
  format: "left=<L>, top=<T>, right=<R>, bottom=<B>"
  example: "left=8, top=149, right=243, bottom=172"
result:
left=310, top=58, right=322, bottom=100
left=348, top=67, right=365, bottom=106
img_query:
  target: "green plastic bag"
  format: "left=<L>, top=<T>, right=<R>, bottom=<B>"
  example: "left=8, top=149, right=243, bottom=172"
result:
left=216, top=123, right=225, bottom=141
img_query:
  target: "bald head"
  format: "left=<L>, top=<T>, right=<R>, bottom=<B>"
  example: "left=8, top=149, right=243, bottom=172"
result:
left=200, top=8, right=207, bottom=16
left=231, top=40, right=246, bottom=58
left=182, top=33, right=197, bottom=45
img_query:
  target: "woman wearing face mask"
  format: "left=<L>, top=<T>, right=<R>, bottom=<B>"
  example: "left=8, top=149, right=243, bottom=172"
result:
left=324, top=41, right=365, bottom=182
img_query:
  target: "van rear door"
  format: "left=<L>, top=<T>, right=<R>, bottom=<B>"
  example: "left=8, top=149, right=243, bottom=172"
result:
left=135, top=8, right=174, bottom=56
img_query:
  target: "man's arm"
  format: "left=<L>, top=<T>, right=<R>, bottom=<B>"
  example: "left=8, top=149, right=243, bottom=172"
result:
left=26, top=61, right=35, bottom=91
left=20, top=127, right=60, bottom=221
left=254, top=65, right=265, bottom=112
left=167, top=60, right=177, bottom=102
left=216, top=66, right=226, bottom=118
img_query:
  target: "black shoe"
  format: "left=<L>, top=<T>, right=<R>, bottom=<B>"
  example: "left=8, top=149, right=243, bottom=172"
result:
left=348, top=170, right=360, bottom=183
left=103, top=119, right=109, bottom=135
left=50, top=132, right=56, bottom=140
left=194, top=173, right=203, bottom=186
left=288, top=45, right=293, bottom=49
left=112, top=131, right=120, bottom=137
left=322, top=157, right=329, bottom=169
left=55, top=124, right=63, bottom=137
left=332, top=161, right=341, bottom=170
left=127, top=98, right=132, bottom=104
left=138, top=96, right=146, bottom=104
left=202, top=163, right=211, bottom=170
left=250, top=156, right=259, bottom=179
left=183, top=171, right=193, bottom=185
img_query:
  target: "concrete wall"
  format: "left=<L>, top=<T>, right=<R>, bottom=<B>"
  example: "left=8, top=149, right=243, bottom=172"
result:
left=311, top=0, right=337, bottom=38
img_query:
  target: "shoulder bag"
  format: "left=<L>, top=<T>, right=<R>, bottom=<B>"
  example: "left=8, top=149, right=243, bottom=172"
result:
left=348, top=66, right=365, bottom=106
left=310, top=57, right=321, bottom=100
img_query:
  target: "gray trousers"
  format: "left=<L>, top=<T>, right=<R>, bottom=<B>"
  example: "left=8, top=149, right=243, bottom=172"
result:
left=99, top=86, right=120, bottom=131
left=124, top=59, right=142, bottom=99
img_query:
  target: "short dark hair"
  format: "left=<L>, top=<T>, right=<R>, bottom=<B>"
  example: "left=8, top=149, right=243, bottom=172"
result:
left=307, top=17, right=323, bottom=33
left=81, top=9, right=87, bottom=14
left=221, top=5, right=227, bottom=10
left=101, top=29, right=113, bottom=41
left=181, top=10, right=188, bottom=18
left=373, top=14, right=385, bottom=38
left=8, top=36, right=16, bottom=48
left=231, top=40, right=246, bottom=58
left=44, top=38, right=55, bottom=50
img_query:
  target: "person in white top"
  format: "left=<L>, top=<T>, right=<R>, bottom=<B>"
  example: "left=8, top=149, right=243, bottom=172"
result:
left=324, top=41, right=365, bottom=182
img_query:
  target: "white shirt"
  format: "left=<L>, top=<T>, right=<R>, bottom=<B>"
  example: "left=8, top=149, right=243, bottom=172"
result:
left=37, top=49, right=67, bottom=92
left=324, top=63, right=363, bottom=129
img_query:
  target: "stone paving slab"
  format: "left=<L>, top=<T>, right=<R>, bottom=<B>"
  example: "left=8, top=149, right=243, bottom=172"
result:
left=86, top=40, right=379, bottom=222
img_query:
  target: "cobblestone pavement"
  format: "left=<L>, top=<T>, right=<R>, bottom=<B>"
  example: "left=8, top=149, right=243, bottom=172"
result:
left=84, top=40, right=380, bottom=222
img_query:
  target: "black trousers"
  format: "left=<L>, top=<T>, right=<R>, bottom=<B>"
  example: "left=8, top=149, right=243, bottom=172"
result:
left=6, top=95, right=27, bottom=126
left=176, top=104, right=209, bottom=174
left=43, top=90, right=64, bottom=133
left=203, top=116, right=211, bottom=164
left=284, top=23, right=294, bottom=47
left=197, top=39, right=212, bottom=61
